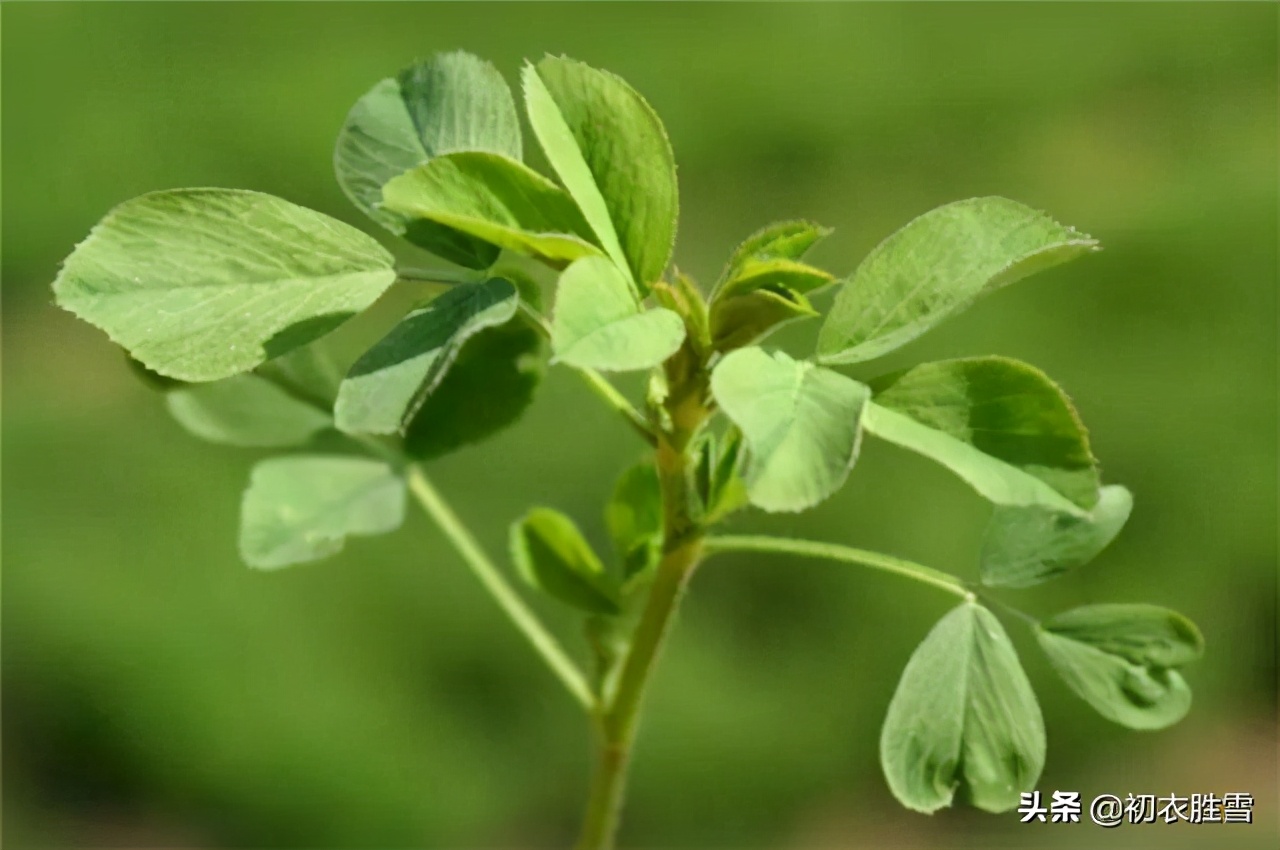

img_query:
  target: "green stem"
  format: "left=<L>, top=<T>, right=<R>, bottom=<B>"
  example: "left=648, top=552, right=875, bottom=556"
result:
left=576, top=388, right=708, bottom=848
left=518, top=302, right=656, bottom=446
left=702, top=535, right=972, bottom=600
left=405, top=465, right=595, bottom=711
left=397, top=266, right=487, bottom=285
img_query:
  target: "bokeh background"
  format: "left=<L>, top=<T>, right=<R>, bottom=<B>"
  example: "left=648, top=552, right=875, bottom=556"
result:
left=3, top=3, right=1276, bottom=849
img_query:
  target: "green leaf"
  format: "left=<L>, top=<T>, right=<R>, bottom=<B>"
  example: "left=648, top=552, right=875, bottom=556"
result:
left=239, top=456, right=406, bottom=569
left=881, top=601, right=1045, bottom=814
left=711, top=347, right=871, bottom=513
left=256, top=343, right=343, bottom=409
left=333, top=51, right=521, bottom=268
left=523, top=56, right=678, bottom=291
left=818, top=197, right=1097, bottom=365
left=981, top=485, right=1133, bottom=588
left=550, top=256, right=686, bottom=371
left=604, top=460, right=663, bottom=580
left=404, top=317, right=547, bottom=460
left=510, top=508, right=621, bottom=615
left=1036, top=604, right=1204, bottom=730
left=716, top=219, right=831, bottom=289
left=382, top=152, right=604, bottom=267
left=708, top=223, right=831, bottom=352
left=335, top=278, right=519, bottom=434
left=716, top=258, right=833, bottom=302
left=167, top=374, right=331, bottom=447
left=709, top=283, right=819, bottom=352
left=865, top=357, right=1099, bottom=513
left=53, top=189, right=398, bottom=381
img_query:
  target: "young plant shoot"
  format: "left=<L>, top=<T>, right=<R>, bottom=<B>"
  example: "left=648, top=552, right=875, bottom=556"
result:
left=54, top=51, right=1204, bottom=848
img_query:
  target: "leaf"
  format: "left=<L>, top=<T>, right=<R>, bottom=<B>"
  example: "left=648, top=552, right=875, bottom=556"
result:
left=510, top=508, right=620, bottom=615
left=864, top=357, right=1099, bottom=513
left=256, top=343, right=343, bottom=408
left=715, top=257, right=833, bottom=302
left=1036, top=604, right=1204, bottom=730
left=716, top=219, right=831, bottom=289
left=333, top=51, right=522, bottom=268
left=523, top=56, right=678, bottom=291
left=709, top=227, right=832, bottom=351
left=335, top=278, right=519, bottom=434
left=881, top=601, right=1045, bottom=814
left=239, top=456, right=406, bottom=569
left=382, top=152, right=604, bottom=267
left=53, top=189, right=398, bottom=381
left=818, top=197, right=1098, bottom=365
left=981, top=485, right=1133, bottom=588
left=709, top=284, right=819, bottom=352
left=550, top=256, right=686, bottom=371
left=710, top=347, right=870, bottom=513
left=404, top=317, right=547, bottom=460
left=167, top=374, right=331, bottom=447
left=604, top=460, right=663, bottom=580
left=706, top=427, right=750, bottom=521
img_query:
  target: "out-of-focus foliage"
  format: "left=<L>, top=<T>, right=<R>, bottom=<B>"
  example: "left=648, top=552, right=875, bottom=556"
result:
left=2, top=3, right=1275, bottom=848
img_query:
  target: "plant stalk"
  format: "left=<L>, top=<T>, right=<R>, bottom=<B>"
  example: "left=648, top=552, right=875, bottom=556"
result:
left=702, top=534, right=972, bottom=599
left=575, top=344, right=709, bottom=849
left=405, top=464, right=596, bottom=711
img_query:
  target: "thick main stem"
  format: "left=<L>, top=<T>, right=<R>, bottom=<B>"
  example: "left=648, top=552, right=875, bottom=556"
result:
left=576, top=352, right=709, bottom=849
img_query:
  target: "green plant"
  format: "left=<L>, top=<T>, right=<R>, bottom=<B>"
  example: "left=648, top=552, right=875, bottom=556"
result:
left=53, top=51, right=1204, bottom=847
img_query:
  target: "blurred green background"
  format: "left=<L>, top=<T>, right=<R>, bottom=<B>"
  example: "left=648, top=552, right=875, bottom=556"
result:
left=3, top=3, right=1276, bottom=848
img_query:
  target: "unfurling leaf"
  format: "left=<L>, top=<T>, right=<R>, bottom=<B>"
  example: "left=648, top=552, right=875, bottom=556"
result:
left=981, top=485, right=1133, bottom=588
left=690, top=428, right=748, bottom=523
left=818, top=197, right=1097, bottom=365
left=1036, top=604, right=1203, bottom=730
left=709, top=221, right=832, bottom=351
left=523, top=56, right=677, bottom=291
left=708, top=283, right=819, bottom=352
left=711, top=347, right=870, bottom=513
left=335, top=278, right=519, bottom=435
left=510, top=508, right=621, bottom=615
left=881, top=601, right=1045, bottom=813
left=550, top=256, right=686, bottom=371
left=382, top=152, right=603, bottom=267
left=54, top=189, right=397, bottom=381
left=715, top=219, right=832, bottom=290
left=167, top=374, right=331, bottom=447
left=864, top=357, right=1100, bottom=512
left=334, top=51, right=522, bottom=267
left=240, top=456, right=406, bottom=569
left=404, top=317, right=546, bottom=460
left=605, top=460, right=663, bottom=580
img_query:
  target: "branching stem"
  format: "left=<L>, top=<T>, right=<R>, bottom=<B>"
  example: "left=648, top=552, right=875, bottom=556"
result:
left=702, top=534, right=973, bottom=600
left=405, top=464, right=596, bottom=712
